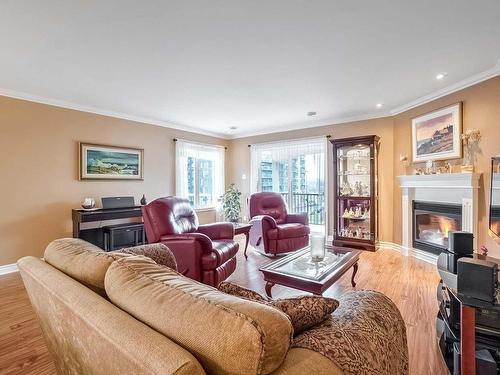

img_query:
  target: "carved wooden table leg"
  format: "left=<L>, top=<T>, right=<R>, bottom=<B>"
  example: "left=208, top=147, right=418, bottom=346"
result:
left=351, top=262, right=358, bottom=287
left=265, top=282, right=275, bottom=298
left=243, top=233, right=250, bottom=259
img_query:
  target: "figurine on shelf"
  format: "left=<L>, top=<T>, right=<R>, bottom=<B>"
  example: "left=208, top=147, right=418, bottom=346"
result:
left=340, top=181, right=353, bottom=196
left=342, top=208, right=350, bottom=218
left=348, top=207, right=355, bottom=218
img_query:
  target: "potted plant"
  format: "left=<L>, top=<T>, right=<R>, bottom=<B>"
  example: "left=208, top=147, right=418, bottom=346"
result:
left=222, top=183, right=242, bottom=223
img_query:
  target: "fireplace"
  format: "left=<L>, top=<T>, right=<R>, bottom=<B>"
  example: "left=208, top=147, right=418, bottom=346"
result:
left=412, top=201, right=462, bottom=255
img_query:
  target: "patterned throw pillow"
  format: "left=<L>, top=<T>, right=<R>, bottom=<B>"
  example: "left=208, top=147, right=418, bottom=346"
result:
left=217, top=281, right=270, bottom=302
left=272, top=296, right=339, bottom=334
left=115, top=243, right=177, bottom=271
left=217, top=282, right=339, bottom=335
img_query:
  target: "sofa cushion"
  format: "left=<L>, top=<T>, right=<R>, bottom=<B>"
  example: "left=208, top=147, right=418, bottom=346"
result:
left=218, top=282, right=338, bottom=335
left=44, top=238, right=128, bottom=296
left=105, top=256, right=293, bottom=375
left=267, top=224, right=309, bottom=240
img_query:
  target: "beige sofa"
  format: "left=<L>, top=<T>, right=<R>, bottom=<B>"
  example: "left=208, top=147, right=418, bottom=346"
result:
left=18, top=238, right=408, bottom=375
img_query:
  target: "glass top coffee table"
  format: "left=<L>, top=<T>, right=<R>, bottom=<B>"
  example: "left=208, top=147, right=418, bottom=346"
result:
left=259, top=246, right=360, bottom=297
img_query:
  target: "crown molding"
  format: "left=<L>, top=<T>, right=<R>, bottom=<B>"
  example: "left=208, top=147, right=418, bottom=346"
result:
left=1, top=58, right=499, bottom=140
left=0, top=88, right=231, bottom=139
left=390, top=58, right=500, bottom=115
left=229, top=111, right=392, bottom=139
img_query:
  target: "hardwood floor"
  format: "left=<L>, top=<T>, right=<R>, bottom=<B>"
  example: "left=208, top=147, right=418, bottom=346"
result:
left=0, top=236, right=449, bottom=375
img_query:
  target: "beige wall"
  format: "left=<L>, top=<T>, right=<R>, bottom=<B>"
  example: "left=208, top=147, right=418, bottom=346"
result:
left=2, top=75, right=499, bottom=266
left=393, top=76, right=500, bottom=257
left=0, top=96, right=227, bottom=265
left=227, top=117, right=395, bottom=242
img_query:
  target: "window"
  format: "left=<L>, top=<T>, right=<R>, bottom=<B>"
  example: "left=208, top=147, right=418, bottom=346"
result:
left=175, top=140, right=225, bottom=208
left=250, top=138, right=326, bottom=226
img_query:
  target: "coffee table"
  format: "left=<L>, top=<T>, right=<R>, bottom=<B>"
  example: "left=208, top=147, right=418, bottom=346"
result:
left=259, top=246, right=360, bottom=297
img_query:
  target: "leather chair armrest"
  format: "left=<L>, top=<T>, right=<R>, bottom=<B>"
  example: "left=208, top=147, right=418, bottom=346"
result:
left=249, top=215, right=278, bottom=229
left=197, top=222, right=235, bottom=240
left=286, top=212, right=309, bottom=225
left=160, top=233, right=213, bottom=254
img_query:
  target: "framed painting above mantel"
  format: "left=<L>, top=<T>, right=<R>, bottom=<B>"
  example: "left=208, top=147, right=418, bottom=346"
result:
left=411, top=103, right=462, bottom=162
left=79, top=142, right=144, bottom=180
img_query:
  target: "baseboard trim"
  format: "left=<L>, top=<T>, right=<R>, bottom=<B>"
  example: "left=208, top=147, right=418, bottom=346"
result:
left=0, top=263, right=18, bottom=275
left=380, top=241, right=438, bottom=264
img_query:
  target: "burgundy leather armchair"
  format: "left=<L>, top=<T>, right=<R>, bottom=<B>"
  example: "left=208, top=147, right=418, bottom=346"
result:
left=141, top=197, right=238, bottom=286
left=248, top=192, right=310, bottom=256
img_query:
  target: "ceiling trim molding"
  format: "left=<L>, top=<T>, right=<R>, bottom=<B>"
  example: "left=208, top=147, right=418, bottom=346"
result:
left=1, top=58, right=499, bottom=140
left=390, top=58, right=500, bottom=115
left=0, top=88, right=230, bottom=139
left=229, top=111, right=392, bottom=139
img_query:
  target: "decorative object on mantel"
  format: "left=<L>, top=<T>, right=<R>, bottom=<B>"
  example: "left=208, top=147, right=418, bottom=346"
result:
left=460, top=128, right=482, bottom=172
left=425, top=160, right=436, bottom=175
left=79, top=142, right=144, bottom=180
left=480, top=245, right=488, bottom=256
left=222, top=183, right=241, bottom=222
left=399, top=154, right=409, bottom=174
left=81, top=197, right=95, bottom=209
left=411, top=103, right=462, bottom=162
left=140, top=194, right=147, bottom=205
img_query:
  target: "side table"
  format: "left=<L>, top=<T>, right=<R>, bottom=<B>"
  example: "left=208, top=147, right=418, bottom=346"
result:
left=233, top=223, right=252, bottom=259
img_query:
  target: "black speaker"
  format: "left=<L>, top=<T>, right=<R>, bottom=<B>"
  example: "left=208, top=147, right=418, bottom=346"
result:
left=448, top=231, right=473, bottom=255
left=457, top=258, right=498, bottom=303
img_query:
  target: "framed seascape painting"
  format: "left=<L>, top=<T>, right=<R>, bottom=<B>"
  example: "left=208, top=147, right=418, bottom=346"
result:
left=79, top=143, right=144, bottom=180
left=411, top=103, right=462, bottom=162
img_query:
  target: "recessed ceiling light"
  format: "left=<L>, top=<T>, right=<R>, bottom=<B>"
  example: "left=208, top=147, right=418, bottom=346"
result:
left=436, top=72, right=447, bottom=80
left=376, top=103, right=384, bottom=108
left=307, top=111, right=317, bottom=116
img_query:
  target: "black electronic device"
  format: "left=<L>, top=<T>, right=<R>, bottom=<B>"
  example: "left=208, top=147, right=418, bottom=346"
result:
left=457, top=258, right=498, bottom=303
left=101, top=196, right=135, bottom=209
left=448, top=231, right=474, bottom=255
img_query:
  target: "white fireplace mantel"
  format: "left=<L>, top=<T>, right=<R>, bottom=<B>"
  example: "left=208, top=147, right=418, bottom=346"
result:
left=398, top=173, right=481, bottom=263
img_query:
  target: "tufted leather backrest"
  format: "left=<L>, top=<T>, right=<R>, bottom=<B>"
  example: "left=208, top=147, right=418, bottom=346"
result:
left=142, top=197, right=199, bottom=243
left=249, top=192, right=288, bottom=224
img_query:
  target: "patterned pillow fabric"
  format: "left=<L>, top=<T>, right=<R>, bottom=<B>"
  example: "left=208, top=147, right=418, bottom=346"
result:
left=115, top=243, right=177, bottom=271
left=218, top=282, right=339, bottom=335
left=217, top=281, right=270, bottom=302
left=272, top=296, right=339, bottom=334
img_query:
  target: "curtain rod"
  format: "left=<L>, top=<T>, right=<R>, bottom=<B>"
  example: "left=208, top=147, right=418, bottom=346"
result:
left=173, top=138, right=227, bottom=150
left=247, top=134, right=331, bottom=148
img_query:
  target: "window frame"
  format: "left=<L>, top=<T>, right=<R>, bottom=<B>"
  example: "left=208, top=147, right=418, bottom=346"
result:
left=175, top=140, right=225, bottom=210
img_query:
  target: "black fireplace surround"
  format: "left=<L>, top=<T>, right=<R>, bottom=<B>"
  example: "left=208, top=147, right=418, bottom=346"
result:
left=412, top=201, right=462, bottom=255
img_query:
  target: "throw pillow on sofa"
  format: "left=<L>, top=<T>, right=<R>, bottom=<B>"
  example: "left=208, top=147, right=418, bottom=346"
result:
left=218, top=282, right=339, bottom=335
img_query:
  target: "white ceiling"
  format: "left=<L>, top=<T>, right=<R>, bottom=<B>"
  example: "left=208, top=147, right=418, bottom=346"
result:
left=1, top=1, right=499, bottom=139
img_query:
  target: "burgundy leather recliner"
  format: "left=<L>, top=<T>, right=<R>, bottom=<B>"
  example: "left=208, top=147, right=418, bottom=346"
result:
left=141, top=197, right=238, bottom=286
left=248, top=192, right=310, bottom=256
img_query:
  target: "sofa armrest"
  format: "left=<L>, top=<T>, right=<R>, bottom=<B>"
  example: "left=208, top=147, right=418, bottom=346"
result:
left=286, top=212, right=309, bottom=225
left=197, top=222, right=235, bottom=240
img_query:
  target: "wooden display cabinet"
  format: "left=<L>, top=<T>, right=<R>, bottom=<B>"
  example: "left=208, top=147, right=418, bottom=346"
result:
left=331, top=135, right=379, bottom=251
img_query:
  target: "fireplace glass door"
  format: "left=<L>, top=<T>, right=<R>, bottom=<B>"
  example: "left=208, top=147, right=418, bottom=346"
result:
left=413, top=201, right=462, bottom=254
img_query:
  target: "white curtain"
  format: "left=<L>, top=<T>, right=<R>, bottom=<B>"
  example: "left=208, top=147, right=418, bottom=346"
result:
left=175, top=139, right=225, bottom=207
left=250, top=137, right=326, bottom=193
